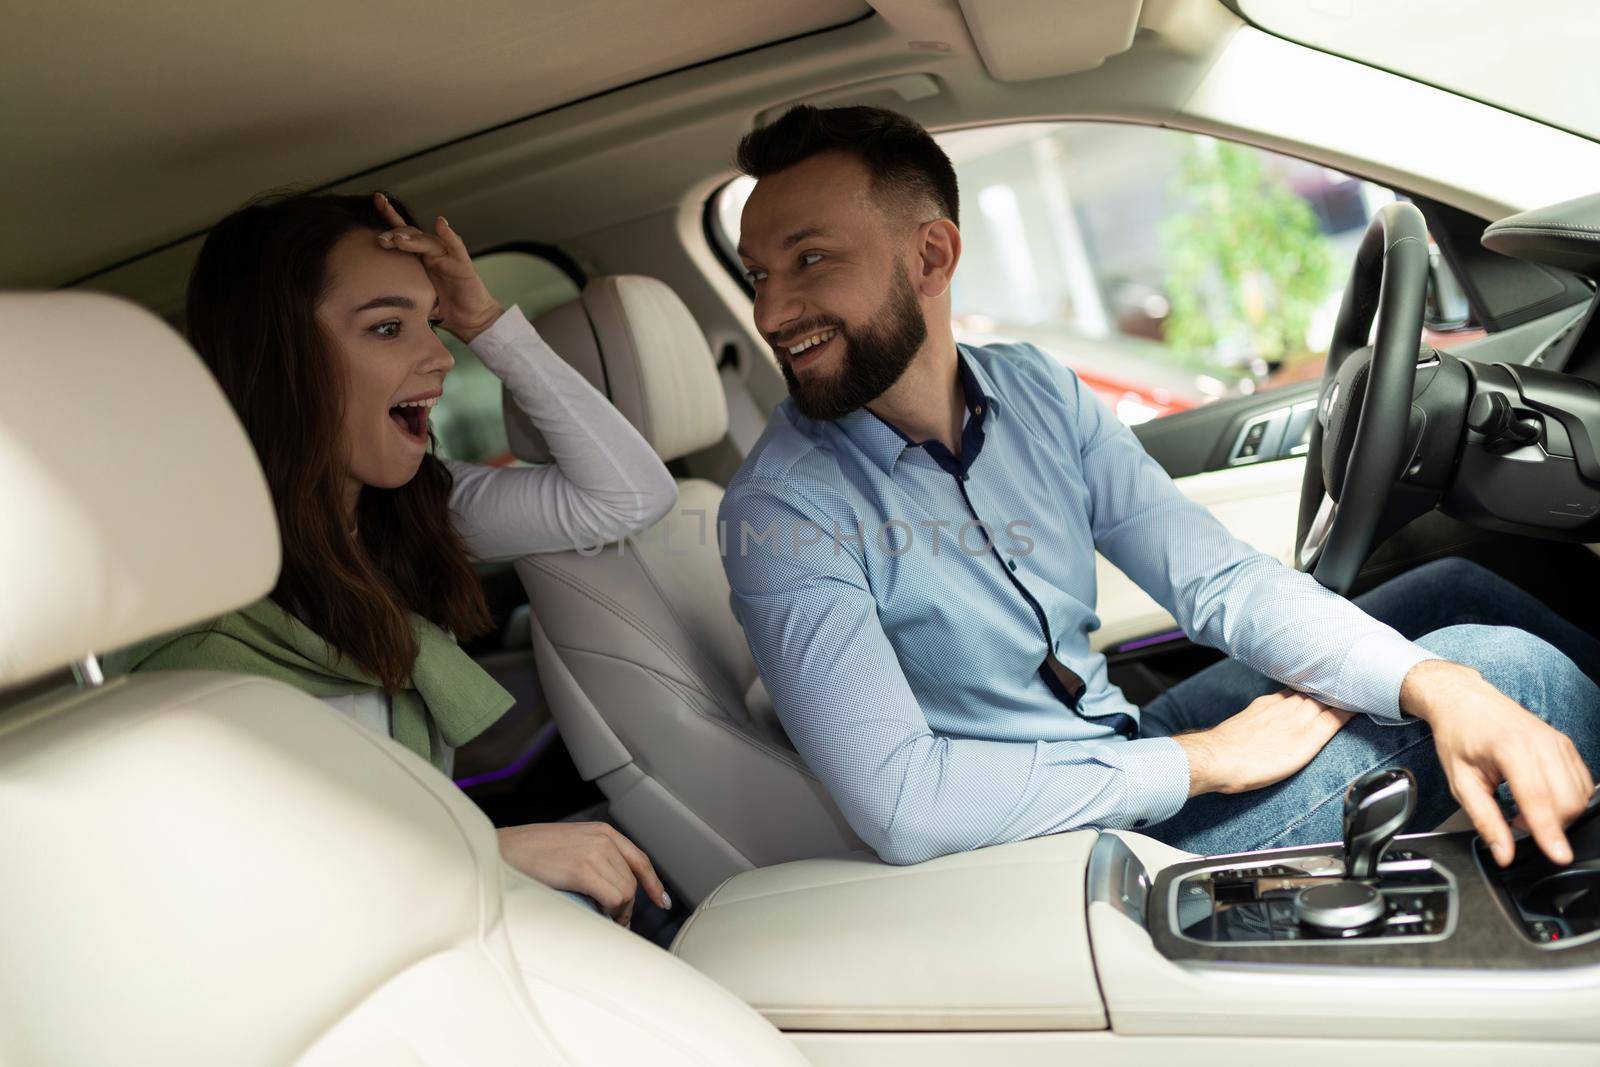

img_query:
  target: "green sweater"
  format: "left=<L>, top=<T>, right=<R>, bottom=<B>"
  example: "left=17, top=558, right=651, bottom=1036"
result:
left=106, top=598, right=512, bottom=770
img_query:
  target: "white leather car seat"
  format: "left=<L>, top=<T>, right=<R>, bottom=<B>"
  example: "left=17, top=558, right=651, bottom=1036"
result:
left=0, top=291, right=806, bottom=1067
left=504, top=276, right=861, bottom=903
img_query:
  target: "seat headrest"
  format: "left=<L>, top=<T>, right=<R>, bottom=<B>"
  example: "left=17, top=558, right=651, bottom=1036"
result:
left=504, top=276, right=729, bottom=464
left=0, top=292, right=279, bottom=686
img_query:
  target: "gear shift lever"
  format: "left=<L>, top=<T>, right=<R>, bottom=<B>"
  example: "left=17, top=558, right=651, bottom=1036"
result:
left=1294, top=768, right=1417, bottom=932
left=1342, top=766, right=1417, bottom=879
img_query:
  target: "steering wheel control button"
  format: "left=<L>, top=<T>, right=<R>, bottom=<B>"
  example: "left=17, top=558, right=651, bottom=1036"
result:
left=1295, top=880, right=1386, bottom=932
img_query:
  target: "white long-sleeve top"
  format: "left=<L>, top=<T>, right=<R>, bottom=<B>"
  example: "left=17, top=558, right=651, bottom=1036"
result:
left=323, top=304, right=678, bottom=769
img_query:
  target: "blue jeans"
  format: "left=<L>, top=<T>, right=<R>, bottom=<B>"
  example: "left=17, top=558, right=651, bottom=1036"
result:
left=1140, top=558, right=1600, bottom=856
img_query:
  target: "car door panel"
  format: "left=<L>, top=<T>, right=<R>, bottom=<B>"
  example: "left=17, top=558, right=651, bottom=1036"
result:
left=1133, top=380, right=1321, bottom=480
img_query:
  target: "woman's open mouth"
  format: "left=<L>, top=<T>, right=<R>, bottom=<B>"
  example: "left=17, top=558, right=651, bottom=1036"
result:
left=388, top=395, right=439, bottom=444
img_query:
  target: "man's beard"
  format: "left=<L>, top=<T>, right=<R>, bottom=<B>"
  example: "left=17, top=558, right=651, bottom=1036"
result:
left=780, top=262, right=927, bottom=422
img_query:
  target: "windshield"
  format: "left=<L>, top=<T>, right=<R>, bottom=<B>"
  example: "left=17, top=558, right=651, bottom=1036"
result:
left=1238, top=0, right=1600, bottom=143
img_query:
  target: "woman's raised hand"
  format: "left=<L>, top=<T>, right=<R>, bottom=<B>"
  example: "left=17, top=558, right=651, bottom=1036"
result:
left=373, top=192, right=505, bottom=344
left=496, top=821, right=671, bottom=927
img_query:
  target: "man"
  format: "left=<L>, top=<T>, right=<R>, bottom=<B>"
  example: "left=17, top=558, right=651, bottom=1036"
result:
left=719, top=104, right=1600, bottom=869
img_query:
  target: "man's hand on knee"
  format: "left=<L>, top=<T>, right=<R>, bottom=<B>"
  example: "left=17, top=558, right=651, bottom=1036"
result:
left=1174, top=691, right=1354, bottom=797
left=1401, top=658, right=1594, bottom=868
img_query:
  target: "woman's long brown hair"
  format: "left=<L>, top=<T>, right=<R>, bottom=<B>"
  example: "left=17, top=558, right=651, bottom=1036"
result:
left=186, top=191, right=492, bottom=691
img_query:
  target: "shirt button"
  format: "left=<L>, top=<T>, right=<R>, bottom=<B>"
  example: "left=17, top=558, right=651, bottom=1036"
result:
left=1007, top=559, right=1017, bottom=571
left=974, top=404, right=984, bottom=415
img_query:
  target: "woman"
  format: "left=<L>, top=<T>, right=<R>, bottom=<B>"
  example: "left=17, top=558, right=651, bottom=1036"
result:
left=117, top=191, right=678, bottom=927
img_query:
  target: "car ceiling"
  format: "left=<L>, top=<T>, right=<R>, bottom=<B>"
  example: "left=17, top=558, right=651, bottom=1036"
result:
left=15, top=0, right=1584, bottom=312
left=2, top=0, right=868, bottom=289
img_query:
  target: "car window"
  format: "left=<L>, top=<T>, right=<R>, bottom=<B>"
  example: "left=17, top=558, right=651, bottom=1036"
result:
left=710, top=123, right=1478, bottom=427
left=432, top=249, right=582, bottom=463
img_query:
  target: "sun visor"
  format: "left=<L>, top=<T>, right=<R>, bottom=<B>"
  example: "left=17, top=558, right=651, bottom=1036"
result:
left=957, top=0, right=1141, bottom=82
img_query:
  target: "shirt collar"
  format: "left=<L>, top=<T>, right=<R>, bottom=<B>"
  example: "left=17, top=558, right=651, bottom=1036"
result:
left=953, top=347, right=1004, bottom=422
left=958, top=345, right=1002, bottom=417
left=835, top=346, right=1000, bottom=476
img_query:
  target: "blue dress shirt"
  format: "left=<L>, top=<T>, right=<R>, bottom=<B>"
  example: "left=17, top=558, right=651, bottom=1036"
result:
left=719, top=341, right=1434, bottom=866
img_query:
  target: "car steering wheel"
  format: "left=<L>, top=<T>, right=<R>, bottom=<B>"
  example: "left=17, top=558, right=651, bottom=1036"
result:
left=1295, top=201, right=1432, bottom=595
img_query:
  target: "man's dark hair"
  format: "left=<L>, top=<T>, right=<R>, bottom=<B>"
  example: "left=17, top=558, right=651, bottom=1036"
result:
left=735, top=105, right=959, bottom=227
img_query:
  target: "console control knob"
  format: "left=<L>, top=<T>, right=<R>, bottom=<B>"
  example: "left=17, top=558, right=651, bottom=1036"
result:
left=1343, top=766, right=1417, bottom=879
left=1294, top=880, right=1386, bottom=932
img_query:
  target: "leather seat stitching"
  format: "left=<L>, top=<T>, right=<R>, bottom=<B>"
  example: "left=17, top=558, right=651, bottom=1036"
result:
left=554, top=644, right=813, bottom=773
left=1490, top=223, right=1600, bottom=242
left=693, top=856, right=1072, bottom=910
left=523, top=554, right=721, bottom=704
left=653, top=668, right=805, bottom=768
left=630, top=489, right=760, bottom=686
left=140, top=677, right=505, bottom=1063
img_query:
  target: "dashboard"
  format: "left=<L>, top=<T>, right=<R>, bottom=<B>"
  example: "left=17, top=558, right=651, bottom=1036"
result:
left=1091, top=298, right=1597, bottom=655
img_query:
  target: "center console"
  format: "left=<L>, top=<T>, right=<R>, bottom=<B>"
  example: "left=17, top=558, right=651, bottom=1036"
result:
left=673, top=769, right=1600, bottom=1061
left=1127, top=767, right=1600, bottom=969
left=1480, top=809, right=1600, bottom=948
left=1156, top=842, right=1454, bottom=955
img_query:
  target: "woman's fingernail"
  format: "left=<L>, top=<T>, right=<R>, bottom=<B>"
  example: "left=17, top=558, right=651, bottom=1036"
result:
left=438, top=215, right=451, bottom=228
left=661, top=892, right=672, bottom=910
